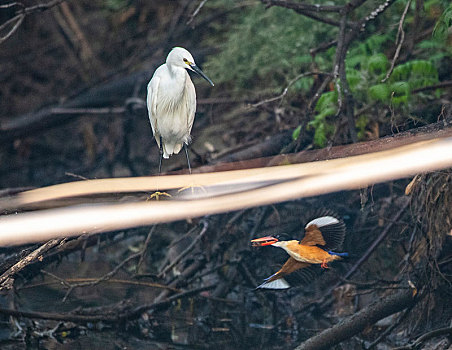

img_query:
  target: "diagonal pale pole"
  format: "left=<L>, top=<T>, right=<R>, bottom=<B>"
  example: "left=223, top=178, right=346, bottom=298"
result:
left=0, top=137, right=451, bottom=246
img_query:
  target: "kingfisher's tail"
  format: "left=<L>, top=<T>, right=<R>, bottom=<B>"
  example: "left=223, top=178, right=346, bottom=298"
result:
left=327, top=251, right=349, bottom=257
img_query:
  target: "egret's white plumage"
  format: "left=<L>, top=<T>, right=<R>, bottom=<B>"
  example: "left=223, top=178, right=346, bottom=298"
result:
left=147, top=47, right=214, bottom=165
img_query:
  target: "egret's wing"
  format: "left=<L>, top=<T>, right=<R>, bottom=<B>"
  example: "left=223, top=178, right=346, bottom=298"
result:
left=147, top=75, right=160, bottom=136
left=185, top=77, right=196, bottom=137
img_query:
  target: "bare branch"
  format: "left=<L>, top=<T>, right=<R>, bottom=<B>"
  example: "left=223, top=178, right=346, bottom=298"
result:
left=413, top=80, right=452, bottom=93
left=382, top=0, right=412, bottom=82
left=393, top=326, right=452, bottom=350
left=0, top=0, right=65, bottom=44
left=295, top=289, right=417, bottom=350
left=0, top=134, right=451, bottom=245
left=0, top=14, right=25, bottom=44
left=158, top=220, right=209, bottom=278
left=359, top=0, right=398, bottom=32
left=0, top=239, right=63, bottom=290
left=262, top=0, right=343, bottom=13
left=187, top=0, right=208, bottom=25
left=0, top=3, right=24, bottom=10
left=252, top=71, right=332, bottom=108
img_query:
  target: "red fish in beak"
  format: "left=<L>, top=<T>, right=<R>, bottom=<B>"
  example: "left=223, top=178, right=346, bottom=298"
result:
left=251, top=236, right=279, bottom=247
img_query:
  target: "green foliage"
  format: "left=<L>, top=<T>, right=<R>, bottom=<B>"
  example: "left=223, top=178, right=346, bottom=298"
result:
left=433, top=4, right=452, bottom=40
left=369, top=84, right=390, bottom=101
left=204, top=0, right=451, bottom=148
left=311, top=39, right=441, bottom=144
left=389, top=81, right=410, bottom=106
left=292, top=125, right=302, bottom=141
left=368, top=54, right=389, bottom=75
left=308, top=91, right=337, bottom=146
left=204, top=4, right=335, bottom=93
left=356, top=115, right=369, bottom=140
left=104, top=0, right=129, bottom=11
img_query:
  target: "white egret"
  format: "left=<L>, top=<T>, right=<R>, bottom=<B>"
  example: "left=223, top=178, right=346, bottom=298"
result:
left=147, top=47, right=214, bottom=174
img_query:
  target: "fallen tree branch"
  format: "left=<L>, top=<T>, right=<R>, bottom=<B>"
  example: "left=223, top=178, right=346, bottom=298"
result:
left=295, top=289, right=418, bottom=350
left=2, top=118, right=450, bottom=210
left=393, top=326, right=452, bottom=350
left=0, top=70, right=149, bottom=141
left=0, top=284, right=214, bottom=323
left=0, top=238, right=63, bottom=290
left=0, top=136, right=451, bottom=245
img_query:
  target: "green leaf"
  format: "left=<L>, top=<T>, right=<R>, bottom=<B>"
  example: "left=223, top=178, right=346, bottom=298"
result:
left=292, top=125, right=302, bottom=141
left=368, top=54, right=389, bottom=75
left=433, top=4, right=452, bottom=41
left=390, top=82, right=410, bottom=106
left=346, top=69, right=362, bottom=91
left=315, top=91, right=337, bottom=112
left=369, top=84, right=390, bottom=101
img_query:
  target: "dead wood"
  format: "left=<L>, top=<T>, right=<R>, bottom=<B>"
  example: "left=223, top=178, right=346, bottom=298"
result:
left=189, top=117, right=452, bottom=174
left=0, top=70, right=149, bottom=141
left=0, top=238, right=63, bottom=290
left=295, top=289, right=418, bottom=350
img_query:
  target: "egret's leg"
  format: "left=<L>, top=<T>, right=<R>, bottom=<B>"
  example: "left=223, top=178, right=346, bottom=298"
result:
left=184, top=143, right=192, bottom=175
left=149, top=136, right=171, bottom=200
left=178, top=144, right=206, bottom=195
left=158, top=136, right=163, bottom=175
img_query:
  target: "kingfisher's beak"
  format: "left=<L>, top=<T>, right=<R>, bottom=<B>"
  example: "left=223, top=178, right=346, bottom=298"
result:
left=251, top=236, right=279, bottom=247
left=191, top=64, right=214, bottom=86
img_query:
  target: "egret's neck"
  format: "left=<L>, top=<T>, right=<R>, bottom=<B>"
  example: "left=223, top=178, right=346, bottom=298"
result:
left=168, top=64, right=188, bottom=82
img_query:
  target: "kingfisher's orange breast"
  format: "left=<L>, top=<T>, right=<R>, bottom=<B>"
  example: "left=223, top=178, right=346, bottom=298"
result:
left=285, top=241, right=333, bottom=264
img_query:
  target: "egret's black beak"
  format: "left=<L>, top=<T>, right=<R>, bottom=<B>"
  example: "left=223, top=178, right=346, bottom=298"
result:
left=191, top=64, right=214, bottom=87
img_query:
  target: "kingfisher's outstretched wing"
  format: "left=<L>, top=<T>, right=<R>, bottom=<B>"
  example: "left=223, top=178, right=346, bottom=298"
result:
left=256, top=258, right=310, bottom=289
left=300, top=210, right=346, bottom=250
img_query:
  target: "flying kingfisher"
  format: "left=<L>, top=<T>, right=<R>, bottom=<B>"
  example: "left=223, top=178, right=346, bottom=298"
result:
left=251, top=211, right=348, bottom=289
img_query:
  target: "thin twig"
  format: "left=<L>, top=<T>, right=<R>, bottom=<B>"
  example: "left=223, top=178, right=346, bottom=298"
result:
left=342, top=199, right=410, bottom=281
left=310, top=39, right=338, bottom=57
left=0, top=15, right=25, bottom=44
left=43, top=252, right=142, bottom=302
left=0, top=0, right=65, bottom=44
left=0, top=239, right=63, bottom=290
left=413, top=80, right=452, bottom=93
left=393, top=326, right=452, bottom=350
left=0, top=3, right=24, bottom=10
left=263, top=0, right=344, bottom=13
left=158, top=220, right=209, bottom=278
left=365, top=303, right=415, bottom=349
left=187, top=0, right=208, bottom=25
left=50, top=107, right=126, bottom=115
left=252, top=72, right=331, bottom=108
left=24, top=276, right=179, bottom=292
left=381, top=0, right=412, bottom=82
left=136, top=225, right=157, bottom=273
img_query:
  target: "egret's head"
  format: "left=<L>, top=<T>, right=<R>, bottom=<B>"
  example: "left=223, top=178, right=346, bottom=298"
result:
left=167, top=47, right=195, bottom=69
left=167, top=47, right=214, bottom=86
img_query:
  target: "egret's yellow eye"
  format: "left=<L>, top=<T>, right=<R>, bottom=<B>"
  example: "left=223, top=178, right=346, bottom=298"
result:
left=183, top=58, right=190, bottom=65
